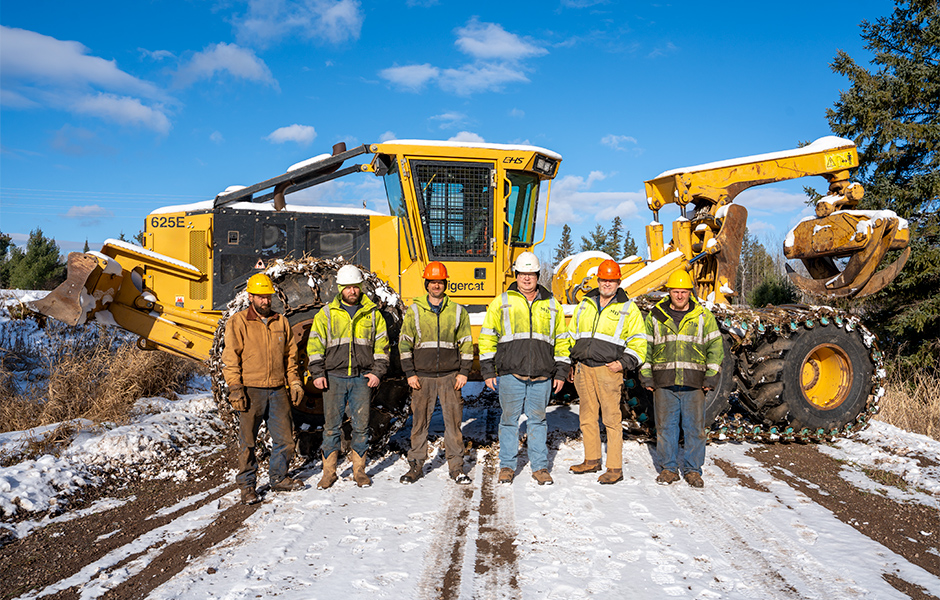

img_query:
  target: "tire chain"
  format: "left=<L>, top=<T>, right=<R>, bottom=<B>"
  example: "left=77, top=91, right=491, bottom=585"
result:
left=619, top=298, right=886, bottom=445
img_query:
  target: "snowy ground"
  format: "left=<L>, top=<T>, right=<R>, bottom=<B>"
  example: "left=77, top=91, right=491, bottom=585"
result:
left=2, top=382, right=938, bottom=599
left=2, top=293, right=938, bottom=599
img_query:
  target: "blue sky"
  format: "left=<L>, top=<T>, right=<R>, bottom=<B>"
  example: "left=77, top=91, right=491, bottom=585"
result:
left=1, top=0, right=890, bottom=259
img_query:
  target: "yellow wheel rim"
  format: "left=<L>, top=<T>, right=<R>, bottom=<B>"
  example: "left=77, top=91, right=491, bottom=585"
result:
left=800, top=344, right=852, bottom=410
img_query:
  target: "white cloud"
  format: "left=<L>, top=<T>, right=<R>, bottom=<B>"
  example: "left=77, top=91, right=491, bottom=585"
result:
left=210, top=131, right=225, bottom=144
left=63, top=205, right=114, bottom=226
left=439, top=63, right=529, bottom=95
left=379, top=19, right=545, bottom=96
left=1, top=26, right=164, bottom=99
left=139, top=48, right=175, bottom=61
left=379, top=64, right=440, bottom=91
left=266, top=124, right=317, bottom=145
left=448, top=131, right=485, bottom=142
left=601, top=134, right=638, bottom=151
left=547, top=172, right=643, bottom=226
left=378, top=131, right=397, bottom=142
left=430, top=112, right=468, bottom=129
left=454, top=18, right=547, bottom=61
left=735, top=187, right=812, bottom=220
left=175, top=43, right=277, bottom=89
left=509, top=108, right=525, bottom=118
left=648, top=42, right=678, bottom=59
left=72, top=93, right=171, bottom=134
left=234, top=0, right=363, bottom=47
left=0, top=26, right=172, bottom=132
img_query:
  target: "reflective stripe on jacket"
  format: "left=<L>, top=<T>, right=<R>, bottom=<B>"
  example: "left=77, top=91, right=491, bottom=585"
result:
left=400, top=294, right=473, bottom=377
left=567, top=288, right=647, bottom=371
left=478, top=283, right=570, bottom=381
left=307, top=293, right=389, bottom=379
left=222, top=305, right=301, bottom=389
left=639, top=296, right=723, bottom=389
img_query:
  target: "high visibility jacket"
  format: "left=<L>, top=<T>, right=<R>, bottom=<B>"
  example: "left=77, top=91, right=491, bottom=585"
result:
left=307, top=293, right=389, bottom=379
left=222, top=305, right=301, bottom=389
left=478, top=283, right=570, bottom=381
left=400, top=294, right=473, bottom=378
left=567, top=288, right=647, bottom=371
left=639, top=296, right=723, bottom=389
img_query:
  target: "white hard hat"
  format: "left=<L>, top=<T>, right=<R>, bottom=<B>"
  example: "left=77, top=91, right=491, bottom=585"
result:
left=513, top=251, right=540, bottom=273
left=336, top=264, right=364, bottom=285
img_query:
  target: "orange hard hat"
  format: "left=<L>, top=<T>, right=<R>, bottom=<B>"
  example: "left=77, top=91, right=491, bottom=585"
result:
left=597, top=259, right=621, bottom=280
left=423, top=261, right=448, bottom=280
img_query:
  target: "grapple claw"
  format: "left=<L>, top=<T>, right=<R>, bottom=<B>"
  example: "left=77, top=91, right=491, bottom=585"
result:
left=784, top=209, right=910, bottom=299
left=29, top=253, right=102, bottom=325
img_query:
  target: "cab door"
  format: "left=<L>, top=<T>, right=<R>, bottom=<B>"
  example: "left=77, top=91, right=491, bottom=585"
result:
left=411, top=160, right=496, bottom=303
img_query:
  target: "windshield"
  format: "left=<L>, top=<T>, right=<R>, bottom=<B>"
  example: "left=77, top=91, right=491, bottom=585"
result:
left=506, top=171, right=540, bottom=245
left=383, top=165, right=416, bottom=261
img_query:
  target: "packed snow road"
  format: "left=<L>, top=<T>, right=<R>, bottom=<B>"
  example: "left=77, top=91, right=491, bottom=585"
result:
left=2, top=386, right=939, bottom=600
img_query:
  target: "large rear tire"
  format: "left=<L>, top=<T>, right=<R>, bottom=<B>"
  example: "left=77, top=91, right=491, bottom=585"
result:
left=745, top=325, right=873, bottom=431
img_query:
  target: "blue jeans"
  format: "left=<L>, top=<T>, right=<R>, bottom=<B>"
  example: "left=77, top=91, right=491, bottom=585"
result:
left=653, top=386, right=706, bottom=475
left=498, top=375, right=550, bottom=472
left=236, top=387, right=294, bottom=489
left=322, top=376, right=371, bottom=457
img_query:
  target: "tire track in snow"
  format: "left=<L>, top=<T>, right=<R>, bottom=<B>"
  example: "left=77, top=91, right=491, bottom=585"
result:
left=669, top=472, right=871, bottom=599
left=472, top=407, right=521, bottom=600
left=414, top=470, right=475, bottom=600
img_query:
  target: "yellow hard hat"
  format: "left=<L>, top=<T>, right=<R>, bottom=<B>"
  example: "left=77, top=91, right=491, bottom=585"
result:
left=665, top=270, right=693, bottom=289
left=247, top=273, right=275, bottom=295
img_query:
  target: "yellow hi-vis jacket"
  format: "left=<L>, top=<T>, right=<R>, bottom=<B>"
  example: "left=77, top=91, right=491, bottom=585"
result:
left=400, top=294, right=473, bottom=378
left=639, top=295, right=723, bottom=390
left=567, top=288, right=647, bottom=371
left=478, top=283, right=570, bottom=381
left=307, top=292, right=389, bottom=379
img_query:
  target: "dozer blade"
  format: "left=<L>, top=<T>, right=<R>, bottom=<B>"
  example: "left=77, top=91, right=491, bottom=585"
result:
left=29, top=253, right=101, bottom=325
left=786, top=217, right=908, bottom=299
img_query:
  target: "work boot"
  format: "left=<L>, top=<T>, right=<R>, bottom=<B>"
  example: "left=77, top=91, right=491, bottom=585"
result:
left=656, top=469, right=680, bottom=485
left=684, top=471, right=704, bottom=488
left=598, top=469, right=623, bottom=485
left=400, top=460, right=424, bottom=484
left=498, top=467, right=515, bottom=484
left=318, top=451, right=339, bottom=490
left=532, top=469, right=554, bottom=486
left=450, top=467, right=471, bottom=485
left=351, top=450, right=372, bottom=488
left=271, top=476, right=305, bottom=492
left=240, top=488, right=260, bottom=505
left=569, top=459, right=602, bottom=474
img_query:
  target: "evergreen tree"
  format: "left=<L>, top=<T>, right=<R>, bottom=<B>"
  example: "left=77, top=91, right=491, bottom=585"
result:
left=83, top=239, right=90, bottom=252
left=553, top=224, right=575, bottom=266
left=580, top=224, right=608, bottom=252
left=602, top=217, right=623, bottom=259
left=827, top=0, right=940, bottom=365
left=749, top=277, right=798, bottom=307
left=0, top=232, right=12, bottom=288
left=6, top=229, right=66, bottom=290
left=623, top=230, right=639, bottom=259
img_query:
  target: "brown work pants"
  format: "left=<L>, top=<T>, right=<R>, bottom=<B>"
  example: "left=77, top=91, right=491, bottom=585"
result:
left=574, top=364, right=624, bottom=469
left=406, top=373, right=464, bottom=473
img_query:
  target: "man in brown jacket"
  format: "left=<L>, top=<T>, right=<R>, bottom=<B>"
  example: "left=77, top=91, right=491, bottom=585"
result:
left=222, top=273, right=306, bottom=504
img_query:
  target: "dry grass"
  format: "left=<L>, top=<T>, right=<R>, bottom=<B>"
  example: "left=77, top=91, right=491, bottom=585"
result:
left=0, top=326, right=205, bottom=439
left=875, top=364, right=940, bottom=441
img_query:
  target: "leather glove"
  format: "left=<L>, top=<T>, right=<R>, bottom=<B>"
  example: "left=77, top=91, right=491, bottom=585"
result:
left=290, top=382, right=305, bottom=406
left=229, top=385, right=248, bottom=412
